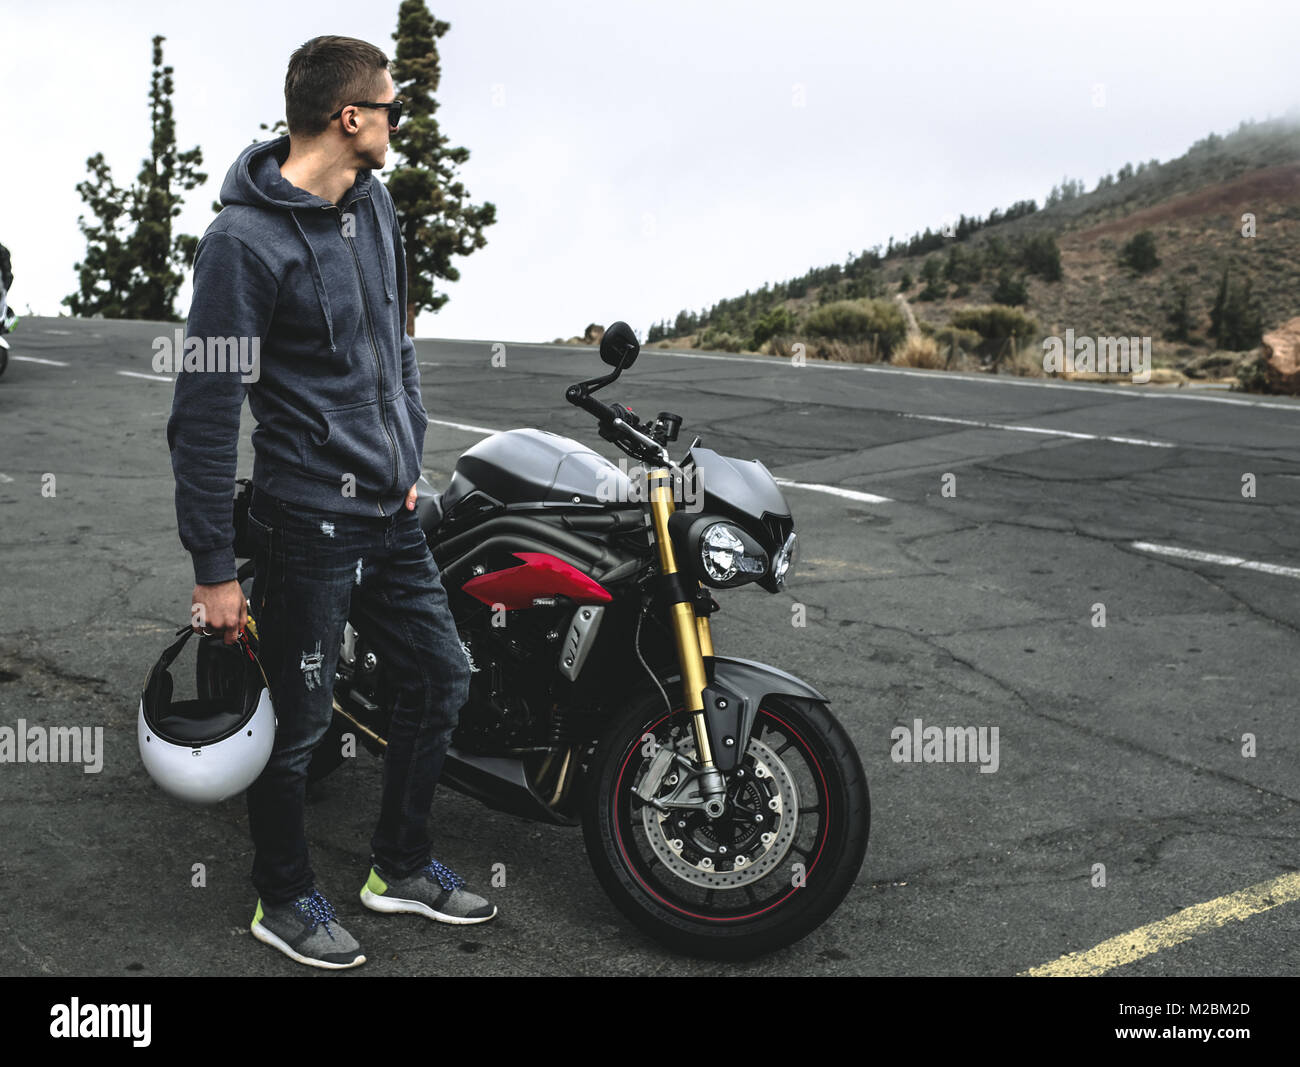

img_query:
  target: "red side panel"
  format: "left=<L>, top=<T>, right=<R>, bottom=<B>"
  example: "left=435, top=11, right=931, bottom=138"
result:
left=461, top=552, right=614, bottom=610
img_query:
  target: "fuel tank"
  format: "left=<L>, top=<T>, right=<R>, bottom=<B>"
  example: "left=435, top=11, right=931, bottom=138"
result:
left=441, top=428, right=634, bottom=522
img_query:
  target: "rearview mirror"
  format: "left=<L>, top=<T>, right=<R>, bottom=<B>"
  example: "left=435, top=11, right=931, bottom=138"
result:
left=599, top=321, right=640, bottom=370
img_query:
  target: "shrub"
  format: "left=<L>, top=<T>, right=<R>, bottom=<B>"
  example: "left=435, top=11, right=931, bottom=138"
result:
left=804, top=298, right=907, bottom=357
left=892, top=334, right=944, bottom=368
left=981, top=236, right=1009, bottom=270
left=991, top=269, right=1029, bottom=306
left=1234, top=350, right=1272, bottom=393
left=930, top=325, right=982, bottom=362
left=698, top=326, right=743, bottom=353
left=1119, top=230, right=1160, bottom=273
left=950, top=305, right=1040, bottom=368
left=749, top=306, right=798, bottom=349
left=1019, top=233, right=1062, bottom=281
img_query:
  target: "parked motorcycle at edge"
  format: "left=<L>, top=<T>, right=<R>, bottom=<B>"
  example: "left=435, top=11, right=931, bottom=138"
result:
left=0, top=305, right=13, bottom=378
left=234, top=321, right=870, bottom=959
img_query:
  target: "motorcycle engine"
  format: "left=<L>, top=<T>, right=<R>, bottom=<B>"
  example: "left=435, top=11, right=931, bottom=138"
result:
left=457, top=604, right=573, bottom=753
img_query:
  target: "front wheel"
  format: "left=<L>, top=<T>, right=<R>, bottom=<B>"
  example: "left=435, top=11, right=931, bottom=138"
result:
left=581, top=690, right=869, bottom=959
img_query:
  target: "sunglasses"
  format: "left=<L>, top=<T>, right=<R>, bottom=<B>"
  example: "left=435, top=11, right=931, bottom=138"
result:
left=329, top=99, right=403, bottom=130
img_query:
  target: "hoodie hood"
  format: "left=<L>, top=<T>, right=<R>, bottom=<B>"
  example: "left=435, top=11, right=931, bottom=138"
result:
left=219, top=135, right=374, bottom=211
left=217, top=137, right=393, bottom=348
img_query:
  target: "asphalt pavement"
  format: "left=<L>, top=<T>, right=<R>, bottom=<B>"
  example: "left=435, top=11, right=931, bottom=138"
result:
left=1, top=316, right=1297, bottom=977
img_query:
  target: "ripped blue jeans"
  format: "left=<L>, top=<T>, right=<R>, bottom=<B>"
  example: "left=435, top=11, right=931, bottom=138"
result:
left=243, top=486, right=471, bottom=905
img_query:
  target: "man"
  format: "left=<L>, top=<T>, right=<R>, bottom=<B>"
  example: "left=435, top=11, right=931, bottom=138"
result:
left=167, top=35, right=493, bottom=971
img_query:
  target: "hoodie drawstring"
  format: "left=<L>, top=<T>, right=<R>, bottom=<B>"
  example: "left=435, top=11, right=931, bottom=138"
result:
left=289, top=210, right=337, bottom=352
left=371, top=198, right=394, bottom=304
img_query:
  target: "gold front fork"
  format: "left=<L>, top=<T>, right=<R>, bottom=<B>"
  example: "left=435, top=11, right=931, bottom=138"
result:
left=648, top=468, right=716, bottom=768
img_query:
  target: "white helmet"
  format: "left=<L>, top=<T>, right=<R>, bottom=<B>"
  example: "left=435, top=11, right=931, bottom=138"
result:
left=138, top=624, right=276, bottom=804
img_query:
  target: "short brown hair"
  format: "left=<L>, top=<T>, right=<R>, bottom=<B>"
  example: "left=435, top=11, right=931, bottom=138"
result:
left=284, top=35, right=389, bottom=136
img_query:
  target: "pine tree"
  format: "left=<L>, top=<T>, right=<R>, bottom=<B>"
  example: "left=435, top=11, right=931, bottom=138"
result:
left=1020, top=233, right=1062, bottom=282
left=1119, top=231, right=1160, bottom=274
left=1163, top=284, right=1193, bottom=342
left=918, top=255, right=945, bottom=301
left=64, top=154, right=135, bottom=318
left=1209, top=267, right=1262, bottom=350
left=64, top=36, right=205, bottom=320
left=128, top=35, right=207, bottom=320
left=991, top=269, right=1029, bottom=307
left=387, top=1, right=497, bottom=335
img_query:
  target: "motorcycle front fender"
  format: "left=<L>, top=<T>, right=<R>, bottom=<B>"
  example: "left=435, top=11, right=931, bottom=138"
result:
left=702, top=656, right=829, bottom=773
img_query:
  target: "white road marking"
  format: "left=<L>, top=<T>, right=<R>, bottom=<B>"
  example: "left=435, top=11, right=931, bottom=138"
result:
left=118, top=370, right=176, bottom=383
left=0, top=473, right=13, bottom=483
left=774, top=478, right=892, bottom=503
left=10, top=355, right=69, bottom=367
left=42, top=329, right=74, bottom=336
left=427, top=416, right=506, bottom=435
left=1132, top=541, right=1300, bottom=580
left=901, top=412, right=1176, bottom=448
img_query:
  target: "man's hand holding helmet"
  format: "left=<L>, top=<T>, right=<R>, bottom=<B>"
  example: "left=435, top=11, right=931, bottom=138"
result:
left=192, top=580, right=248, bottom=644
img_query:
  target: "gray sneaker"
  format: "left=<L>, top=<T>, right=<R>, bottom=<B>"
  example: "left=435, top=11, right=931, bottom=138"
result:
left=251, top=890, right=366, bottom=969
left=361, top=860, right=497, bottom=924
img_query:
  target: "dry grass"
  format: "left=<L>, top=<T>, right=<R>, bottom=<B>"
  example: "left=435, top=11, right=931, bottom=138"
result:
left=892, top=334, right=945, bottom=368
left=769, top=335, right=886, bottom=364
left=1005, top=345, right=1046, bottom=377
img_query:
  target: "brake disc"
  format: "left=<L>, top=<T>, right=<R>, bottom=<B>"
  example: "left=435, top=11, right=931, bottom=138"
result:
left=640, top=734, right=800, bottom=889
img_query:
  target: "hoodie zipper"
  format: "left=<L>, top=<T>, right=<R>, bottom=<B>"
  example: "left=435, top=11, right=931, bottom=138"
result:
left=333, top=201, right=397, bottom=515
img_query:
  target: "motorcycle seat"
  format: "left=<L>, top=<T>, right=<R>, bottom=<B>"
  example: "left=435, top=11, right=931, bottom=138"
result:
left=416, top=489, right=444, bottom=536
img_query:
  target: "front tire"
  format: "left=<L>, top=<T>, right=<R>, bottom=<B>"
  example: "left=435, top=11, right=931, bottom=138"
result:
left=581, top=689, right=869, bottom=959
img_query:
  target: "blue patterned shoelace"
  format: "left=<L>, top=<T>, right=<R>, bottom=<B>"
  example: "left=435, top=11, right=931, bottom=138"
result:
left=293, top=891, right=338, bottom=932
left=423, top=859, right=467, bottom=892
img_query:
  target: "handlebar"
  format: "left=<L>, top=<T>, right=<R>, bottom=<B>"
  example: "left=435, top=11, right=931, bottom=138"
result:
left=566, top=385, right=672, bottom=465
left=570, top=389, right=618, bottom=424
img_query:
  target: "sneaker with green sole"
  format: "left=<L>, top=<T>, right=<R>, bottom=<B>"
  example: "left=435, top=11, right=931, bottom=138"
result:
left=360, top=859, right=497, bottom=924
left=250, top=890, right=366, bottom=969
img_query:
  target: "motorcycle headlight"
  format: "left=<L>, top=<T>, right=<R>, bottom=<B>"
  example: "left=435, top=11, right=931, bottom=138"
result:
left=700, top=522, right=767, bottom=584
left=772, top=532, right=798, bottom=589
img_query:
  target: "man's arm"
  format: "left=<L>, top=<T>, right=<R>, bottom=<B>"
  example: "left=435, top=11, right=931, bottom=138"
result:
left=167, top=230, right=277, bottom=586
left=387, top=201, right=423, bottom=416
left=387, top=195, right=427, bottom=510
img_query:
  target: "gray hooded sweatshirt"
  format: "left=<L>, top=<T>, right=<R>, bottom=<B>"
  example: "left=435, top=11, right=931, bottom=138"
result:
left=167, top=136, right=428, bottom=585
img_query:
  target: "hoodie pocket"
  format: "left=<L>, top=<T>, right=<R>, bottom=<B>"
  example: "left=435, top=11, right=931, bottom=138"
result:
left=300, top=400, right=396, bottom=494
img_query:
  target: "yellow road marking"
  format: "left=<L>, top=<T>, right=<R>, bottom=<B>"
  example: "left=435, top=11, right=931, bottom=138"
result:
left=1021, top=871, right=1300, bottom=976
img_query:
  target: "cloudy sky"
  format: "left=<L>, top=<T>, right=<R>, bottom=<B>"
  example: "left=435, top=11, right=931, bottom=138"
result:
left=5, top=0, right=1298, bottom=343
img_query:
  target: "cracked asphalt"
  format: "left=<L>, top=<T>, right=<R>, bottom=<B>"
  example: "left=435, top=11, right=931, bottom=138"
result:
left=1, top=317, right=1298, bottom=977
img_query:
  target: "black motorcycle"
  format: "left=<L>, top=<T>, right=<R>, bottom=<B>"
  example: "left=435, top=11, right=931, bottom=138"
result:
left=235, top=322, right=870, bottom=958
